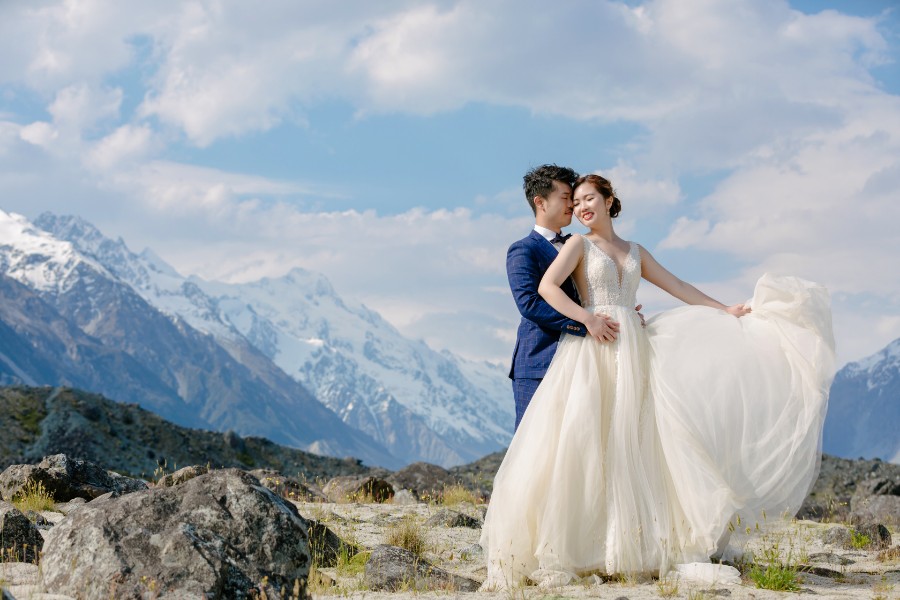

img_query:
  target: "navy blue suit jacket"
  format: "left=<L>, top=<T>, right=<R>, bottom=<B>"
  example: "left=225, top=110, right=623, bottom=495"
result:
left=507, top=230, right=586, bottom=380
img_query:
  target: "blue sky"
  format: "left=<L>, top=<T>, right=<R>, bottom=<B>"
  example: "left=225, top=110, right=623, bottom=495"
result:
left=1, top=0, right=898, bottom=367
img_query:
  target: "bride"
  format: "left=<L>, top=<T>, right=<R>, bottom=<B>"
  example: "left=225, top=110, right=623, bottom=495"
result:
left=480, top=173, right=835, bottom=589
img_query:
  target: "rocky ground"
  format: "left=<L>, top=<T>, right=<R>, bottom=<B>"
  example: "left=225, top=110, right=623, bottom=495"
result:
left=0, top=453, right=898, bottom=599
left=302, top=502, right=900, bottom=600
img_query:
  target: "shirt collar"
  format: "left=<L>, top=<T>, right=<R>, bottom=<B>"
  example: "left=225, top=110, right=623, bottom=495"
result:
left=533, top=224, right=561, bottom=242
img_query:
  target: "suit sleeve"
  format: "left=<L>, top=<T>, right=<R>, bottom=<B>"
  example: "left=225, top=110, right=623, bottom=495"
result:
left=507, top=242, right=587, bottom=337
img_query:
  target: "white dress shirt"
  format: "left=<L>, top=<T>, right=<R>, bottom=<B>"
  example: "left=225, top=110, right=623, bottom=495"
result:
left=534, top=224, right=564, bottom=251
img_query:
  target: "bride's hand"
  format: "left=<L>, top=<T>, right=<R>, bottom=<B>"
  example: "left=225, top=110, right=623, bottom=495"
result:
left=586, top=312, right=619, bottom=342
left=725, top=303, right=751, bottom=317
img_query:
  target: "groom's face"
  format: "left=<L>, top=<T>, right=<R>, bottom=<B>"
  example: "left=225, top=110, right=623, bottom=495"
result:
left=536, top=180, right=574, bottom=231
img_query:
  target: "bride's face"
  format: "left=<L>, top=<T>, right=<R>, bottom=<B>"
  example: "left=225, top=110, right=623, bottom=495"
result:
left=573, top=183, right=610, bottom=227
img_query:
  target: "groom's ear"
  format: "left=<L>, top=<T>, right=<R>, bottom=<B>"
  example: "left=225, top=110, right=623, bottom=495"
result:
left=533, top=195, right=545, bottom=212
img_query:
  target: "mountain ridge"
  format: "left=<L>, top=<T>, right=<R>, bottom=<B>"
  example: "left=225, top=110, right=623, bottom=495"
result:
left=33, top=212, right=514, bottom=467
left=823, top=337, right=900, bottom=463
left=0, top=208, right=399, bottom=468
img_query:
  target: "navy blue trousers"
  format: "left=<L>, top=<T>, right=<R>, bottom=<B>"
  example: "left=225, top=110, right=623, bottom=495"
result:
left=512, top=377, right=542, bottom=431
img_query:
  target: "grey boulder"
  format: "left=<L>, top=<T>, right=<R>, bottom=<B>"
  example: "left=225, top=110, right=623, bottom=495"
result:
left=40, top=469, right=311, bottom=599
left=322, top=475, right=393, bottom=503
left=0, top=501, right=43, bottom=563
left=425, top=508, right=481, bottom=529
left=850, top=477, right=900, bottom=528
left=387, top=462, right=458, bottom=500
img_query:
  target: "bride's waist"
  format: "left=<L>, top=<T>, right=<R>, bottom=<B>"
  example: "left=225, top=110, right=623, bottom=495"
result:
left=583, top=303, right=635, bottom=312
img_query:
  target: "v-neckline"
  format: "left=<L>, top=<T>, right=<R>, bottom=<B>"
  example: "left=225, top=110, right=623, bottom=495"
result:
left=585, top=238, right=633, bottom=289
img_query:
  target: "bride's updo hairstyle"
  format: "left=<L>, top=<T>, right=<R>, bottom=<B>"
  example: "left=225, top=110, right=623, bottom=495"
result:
left=574, top=174, right=621, bottom=218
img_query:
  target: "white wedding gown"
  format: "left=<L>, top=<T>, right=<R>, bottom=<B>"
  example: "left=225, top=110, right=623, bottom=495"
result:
left=480, top=238, right=835, bottom=589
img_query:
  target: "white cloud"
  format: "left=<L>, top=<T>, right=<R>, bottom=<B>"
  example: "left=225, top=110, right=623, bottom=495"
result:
left=48, top=83, right=122, bottom=131
left=86, top=124, right=156, bottom=170
left=136, top=1, right=395, bottom=145
left=19, top=121, right=58, bottom=148
left=660, top=96, right=900, bottom=295
left=595, top=162, right=682, bottom=216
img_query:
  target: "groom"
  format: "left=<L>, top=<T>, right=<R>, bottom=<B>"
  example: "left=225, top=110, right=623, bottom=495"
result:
left=506, top=164, right=621, bottom=430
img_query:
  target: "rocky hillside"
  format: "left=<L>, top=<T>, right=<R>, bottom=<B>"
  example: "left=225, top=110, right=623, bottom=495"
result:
left=0, top=386, right=375, bottom=481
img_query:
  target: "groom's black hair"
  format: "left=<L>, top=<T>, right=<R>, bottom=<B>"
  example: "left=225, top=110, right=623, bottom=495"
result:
left=523, top=164, right=578, bottom=215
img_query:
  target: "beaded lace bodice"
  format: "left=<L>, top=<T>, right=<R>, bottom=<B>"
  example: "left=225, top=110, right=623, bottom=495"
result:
left=581, top=237, right=641, bottom=309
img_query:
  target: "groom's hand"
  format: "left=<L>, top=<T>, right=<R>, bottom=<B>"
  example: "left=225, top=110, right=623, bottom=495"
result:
left=586, top=313, right=619, bottom=343
left=635, top=304, right=646, bottom=328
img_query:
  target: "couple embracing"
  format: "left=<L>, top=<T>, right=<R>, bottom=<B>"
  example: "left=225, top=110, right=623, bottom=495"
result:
left=480, top=165, right=836, bottom=589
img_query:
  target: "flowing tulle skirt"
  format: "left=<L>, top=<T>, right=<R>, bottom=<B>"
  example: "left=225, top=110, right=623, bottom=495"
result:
left=480, top=275, right=835, bottom=589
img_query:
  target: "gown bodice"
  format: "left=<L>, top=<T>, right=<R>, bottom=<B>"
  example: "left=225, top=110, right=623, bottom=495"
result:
left=581, top=237, right=641, bottom=309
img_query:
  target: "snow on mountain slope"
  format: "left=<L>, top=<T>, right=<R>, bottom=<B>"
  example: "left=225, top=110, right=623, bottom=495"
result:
left=35, top=213, right=515, bottom=467
left=823, top=338, right=900, bottom=463
left=0, top=209, right=110, bottom=293
left=1, top=210, right=399, bottom=467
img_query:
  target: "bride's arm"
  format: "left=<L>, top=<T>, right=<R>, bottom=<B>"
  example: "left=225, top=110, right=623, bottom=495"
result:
left=638, top=245, right=750, bottom=317
left=539, top=236, right=620, bottom=341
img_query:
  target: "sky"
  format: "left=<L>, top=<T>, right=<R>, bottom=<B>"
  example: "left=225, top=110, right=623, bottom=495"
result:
left=0, top=0, right=898, bottom=368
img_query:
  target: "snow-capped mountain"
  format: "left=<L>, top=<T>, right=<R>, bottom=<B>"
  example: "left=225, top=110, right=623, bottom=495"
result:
left=34, top=213, right=514, bottom=467
left=823, top=338, right=900, bottom=463
left=0, top=209, right=398, bottom=468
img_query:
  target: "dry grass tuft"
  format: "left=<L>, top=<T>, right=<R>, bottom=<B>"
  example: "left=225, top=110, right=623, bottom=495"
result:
left=12, top=479, right=56, bottom=514
left=385, top=514, right=429, bottom=556
left=877, top=546, right=900, bottom=563
left=438, top=483, right=481, bottom=506
left=656, top=576, right=679, bottom=597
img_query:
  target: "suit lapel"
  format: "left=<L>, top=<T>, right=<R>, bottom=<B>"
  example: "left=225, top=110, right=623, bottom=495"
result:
left=529, top=230, right=579, bottom=303
left=529, top=230, right=557, bottom=265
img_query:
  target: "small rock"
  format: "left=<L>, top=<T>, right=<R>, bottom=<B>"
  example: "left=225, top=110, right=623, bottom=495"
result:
left=364, top=544, right=480, bottom=592
left=807, top=551, right=854, bottom=565
left=425, top=508, right=481, bottom=529
left=852, top=523, right=892, bottom=550
left=796, top=497, right=832, bottom=521
left=155, top=464, right=210, bottom=487
left=40, top=511, right=65, bottom=526
left=461, top=543, right=483, bottom=559
left=0, top=502, right=44, bottom=562
left=55, top=497, right=86, bottom=516
left=821, top=525, right=851, bottom=547
left=387, top=462, right=458, bottom=500
left=22, top=510, right=52, bottom=528
left=391, top=489, right=419, bottom=505
left=322, top=475, right=393, bottom=503
left=856, top=476, right=900, bottom=497
left=251, top=469, right=326, bottom=502
left=800, top=565, right=843, bottom=578
left=86, top=490, right=118, bottom=504
left=851, top=495, right=900, bottom=528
